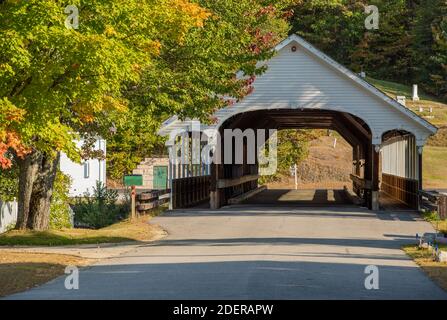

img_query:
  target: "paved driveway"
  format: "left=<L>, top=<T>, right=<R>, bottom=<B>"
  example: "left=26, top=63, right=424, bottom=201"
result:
left=7, top=206, right=447, bottom=299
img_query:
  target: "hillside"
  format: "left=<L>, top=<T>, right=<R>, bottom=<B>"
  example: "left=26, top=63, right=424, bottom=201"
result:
left=268, top=133, right=352, bottom=190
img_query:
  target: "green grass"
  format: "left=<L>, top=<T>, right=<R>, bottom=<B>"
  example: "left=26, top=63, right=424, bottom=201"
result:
left=367, top=77, right=447, bottom=127
left=423, top=146, right=447, bottom=189
left=367, top=77, right=440, bottom=102
left=422, top=211, right=447, bottom=234
left=0, top=210, right=166, bottom=246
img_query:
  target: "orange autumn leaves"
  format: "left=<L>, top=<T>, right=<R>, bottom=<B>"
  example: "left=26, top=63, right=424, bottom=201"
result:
left=174, top=0, right=212, bottom=28
left=0, top=0, right=212, bottom=169
left=0, top=98, right=30, bottom=169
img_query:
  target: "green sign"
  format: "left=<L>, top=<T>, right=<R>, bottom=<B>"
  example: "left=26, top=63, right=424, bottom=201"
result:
left=123, top=174, right=143, bottom=186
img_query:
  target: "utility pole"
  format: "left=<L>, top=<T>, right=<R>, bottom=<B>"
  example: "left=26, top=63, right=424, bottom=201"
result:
left=294, top=163, right=298, bottom=190
left=131, top=185, right=136, bottom=220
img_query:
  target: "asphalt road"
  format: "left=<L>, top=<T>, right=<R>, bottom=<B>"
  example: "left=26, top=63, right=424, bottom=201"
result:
left=7, top=205, right=447, bottom=299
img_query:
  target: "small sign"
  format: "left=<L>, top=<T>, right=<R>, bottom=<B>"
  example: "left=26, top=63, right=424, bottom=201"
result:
left=123, top=174, right=143, bottom=186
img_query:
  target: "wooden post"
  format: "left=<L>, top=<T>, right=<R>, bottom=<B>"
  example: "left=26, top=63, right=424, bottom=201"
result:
left=131, top=185, right=136, bottom=220
left=210, top=163, right=219, bottom=209
left=371, top=144, right=380, bottom=211
left=294, top=163, right=298, bottom=190
left=167, top=146, right=173, bottom=210
left=418, top=146, right=423, bottom=211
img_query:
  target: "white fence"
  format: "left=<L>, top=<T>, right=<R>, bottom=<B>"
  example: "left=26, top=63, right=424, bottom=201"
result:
left=0, top=200, right=18, bottom=234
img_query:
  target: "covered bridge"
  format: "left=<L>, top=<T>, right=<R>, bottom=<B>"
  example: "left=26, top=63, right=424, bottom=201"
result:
left=159, top=34, right=437, bottom=211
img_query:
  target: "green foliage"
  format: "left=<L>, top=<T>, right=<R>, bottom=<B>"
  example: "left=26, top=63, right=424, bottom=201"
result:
left=290, top=0, right=447, bottom=100
left=72, top=182, right=129, bottom=229
left=276, top=130, right=310, bottom=172
left=423, top=211, right=441, bottom=222
left=0, top=162, right=18, bottom=202
left=259, top=129, right=324, bottom=183
left=49, top=170, right=72, bottom=229
left=411, top=0, right=447, bottom=99
left=107, top=0, right=292, bottom=180
left=0, top=0, right=211, bottom=163
left=291, top=0, right=366, bottom=65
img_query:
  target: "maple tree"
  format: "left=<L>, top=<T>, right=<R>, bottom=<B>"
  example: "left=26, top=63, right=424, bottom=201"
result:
left=108, top=0, right=292, bottom=178
left=0, top=0, right=210, bottom=230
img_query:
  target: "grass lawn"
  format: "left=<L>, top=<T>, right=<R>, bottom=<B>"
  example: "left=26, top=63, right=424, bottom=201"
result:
left=367, top=77, right=447, bottom=127
left=403, top=245, right=447, bottom=291
left=0, top=210, right=165, bottom=246
left=0, top=211, right=167, bottom=297
left=0, top=251, right=92, bottom=297
left=435, top=220, right=447, bottom=234
left=367, top=77, right=443, bottom=103
left=423, top=146, right=447, bottom=189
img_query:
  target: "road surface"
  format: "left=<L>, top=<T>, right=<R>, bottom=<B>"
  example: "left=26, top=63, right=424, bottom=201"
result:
left=7, top=205, right=447, bottom=299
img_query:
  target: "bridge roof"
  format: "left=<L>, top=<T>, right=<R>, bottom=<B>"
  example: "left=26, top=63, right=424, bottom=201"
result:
left=159, top=34, right=437, bottom=145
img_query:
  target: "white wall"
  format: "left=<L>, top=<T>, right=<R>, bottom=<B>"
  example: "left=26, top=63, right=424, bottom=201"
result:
left=212, top=39, right=433, bottom=146
left=381, top=135, right=418, bottom=180
left=0, top=200, right=17, bottom=234
left=60, top=139, right=106, bottom=196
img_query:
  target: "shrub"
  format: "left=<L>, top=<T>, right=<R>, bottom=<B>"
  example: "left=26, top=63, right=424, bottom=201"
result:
left=423, top=211, right=441, bottom=222
left=49, top=171, right=73, bottom=229
left=72, top=182, right=129, bottom=229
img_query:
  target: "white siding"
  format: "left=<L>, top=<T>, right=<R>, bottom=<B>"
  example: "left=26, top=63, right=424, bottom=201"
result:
left=381, top=135, right=419, bottom=179
left=213, top=40, right=433, bottom=145
left=60, top=139, right=106, bottom=196
left=0, top=200, right=17, bottom=234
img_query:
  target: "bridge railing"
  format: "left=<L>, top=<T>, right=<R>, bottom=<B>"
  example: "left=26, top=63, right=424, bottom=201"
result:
left=420, top=190, right=447, bottom=219
left=419, top=190, right=447, bottom=220
left=172, top=176, right=211, bottom=209
left=136, top=189, right=170, bottom=214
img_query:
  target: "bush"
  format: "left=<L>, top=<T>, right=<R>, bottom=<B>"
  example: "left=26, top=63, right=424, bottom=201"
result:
left=72, top=182, right=129, bottom=229
left=49, top=171, right=73, bottom=229
left=423, top=211, right=441, bottom=222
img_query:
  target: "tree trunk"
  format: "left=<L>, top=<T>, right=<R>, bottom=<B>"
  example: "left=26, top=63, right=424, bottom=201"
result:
left=15, top=151, right=60, bottom=231
left=15, top=151, right=41, bottom=230
left=28, top=153, right=60, bottom=230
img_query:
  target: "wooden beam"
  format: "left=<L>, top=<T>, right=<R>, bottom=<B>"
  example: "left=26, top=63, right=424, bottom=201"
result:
left=217, top=174, right=259, bottom=189
left=341, top=113, right=371, bottom=139
left=332, top=119, right=362, bottom=147
left=228, top=186, right=266, bottom=204
left=350, top=174, right=372, bottom=189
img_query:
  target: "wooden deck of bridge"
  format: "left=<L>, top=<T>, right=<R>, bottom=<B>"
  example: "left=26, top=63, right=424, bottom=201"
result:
left=241, top=189, right=353, bottom=207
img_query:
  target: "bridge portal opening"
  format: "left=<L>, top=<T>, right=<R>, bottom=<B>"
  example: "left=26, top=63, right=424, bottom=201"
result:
left=207, top=109, right=372, bottom=209
left=242, top=128, right=354, bottom=207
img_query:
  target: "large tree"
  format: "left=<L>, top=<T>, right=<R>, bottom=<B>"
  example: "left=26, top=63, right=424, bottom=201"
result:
left=289, top=0, right=447, bottom=98
left=0, top=0, right=210, bottom=230
left=411, top=0, right=447, bottom=99
left=107, top=0, right=292, bottom=180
